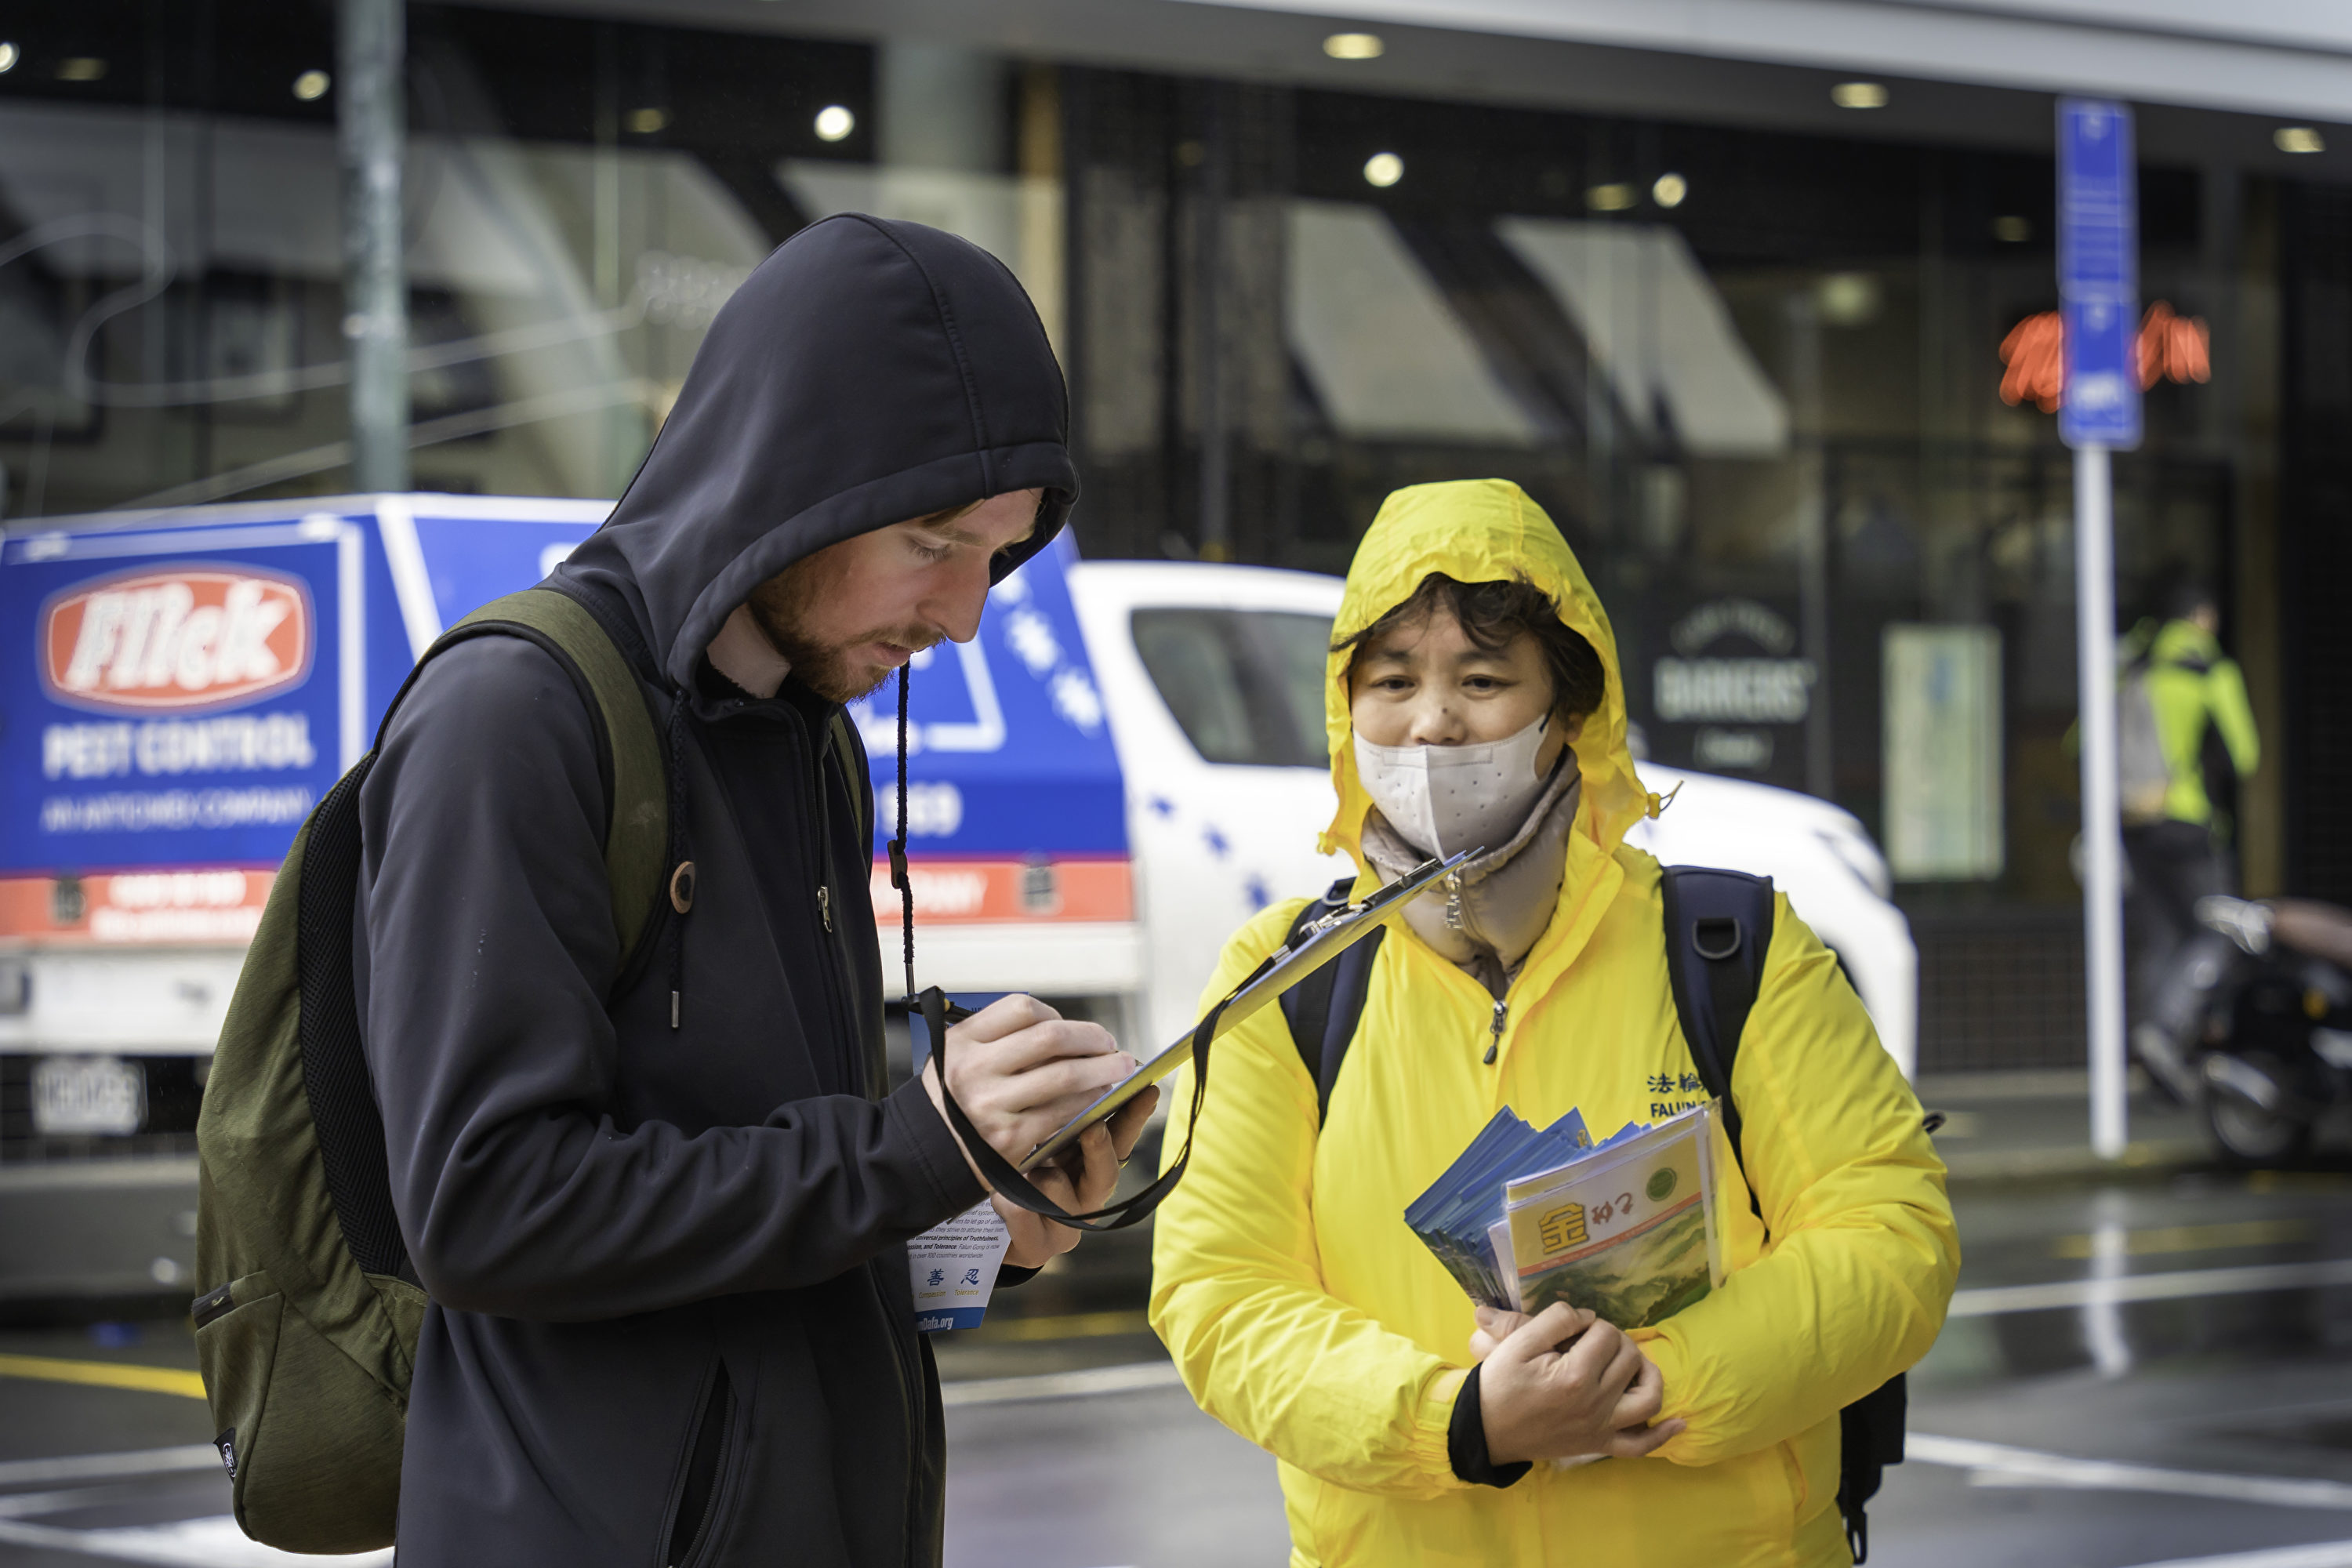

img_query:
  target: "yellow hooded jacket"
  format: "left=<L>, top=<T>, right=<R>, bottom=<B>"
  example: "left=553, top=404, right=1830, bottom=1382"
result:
left=1149, top=481, right=1958, bottom=1567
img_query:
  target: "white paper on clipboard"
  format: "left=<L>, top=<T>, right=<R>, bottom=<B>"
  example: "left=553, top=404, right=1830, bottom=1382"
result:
left=909, top=1201, right=1013, bottom=1332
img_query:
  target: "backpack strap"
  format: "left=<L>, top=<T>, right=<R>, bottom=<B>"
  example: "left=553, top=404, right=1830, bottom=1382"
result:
left=1658, top=865, right=1774, bottom=1196
left=1278, top=877, right=1385, bottom=1124
left=1661, top=864, right=1903, bottom=1565
left=828, top=710, right=870, bottom=845
left=370, top=587, right=670, bottom=969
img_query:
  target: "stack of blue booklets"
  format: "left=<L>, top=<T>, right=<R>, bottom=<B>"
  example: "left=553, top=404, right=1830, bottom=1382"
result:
left=1405, top=1102, right=1722, bottom=1328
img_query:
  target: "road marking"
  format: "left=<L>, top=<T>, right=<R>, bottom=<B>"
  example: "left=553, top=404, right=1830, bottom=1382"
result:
left=0, top=1479, right=194, bottom=1521
left=2127, top=1541, right=2352, bottom=1568
left=0, top=1446, right=220, bottom=1488
left=0, top=1512, right=390, bottom=1565
left=942, top=1360, right=1185, bottom=1407
left=970, top=1309, right=1152, bottom=1343
left=1947, top=1258, right=2352, bottom=1317
left=1909, top=1434, right=2352, bottom=1511
left=2049, top=1220, right=2314, bottom=1260
left=0, top=1354, right=205, bottom=1401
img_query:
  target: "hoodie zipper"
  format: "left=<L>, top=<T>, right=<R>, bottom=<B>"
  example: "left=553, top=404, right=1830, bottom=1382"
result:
left=784, top=712, right=855, bottom=1070
left=869, top=1258, right=927, bottom=1568
left=1484, top=999, right=1508, bottom=1065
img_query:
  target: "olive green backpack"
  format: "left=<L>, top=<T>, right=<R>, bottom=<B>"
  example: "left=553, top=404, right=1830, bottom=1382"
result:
left=191, top=588, right=672, bottom=1553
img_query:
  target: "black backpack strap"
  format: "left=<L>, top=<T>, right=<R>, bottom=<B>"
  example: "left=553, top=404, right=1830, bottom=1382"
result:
left=1661, top=864, right=1901, bottom=1564
left=1278, top=877, right=1384, bottom=1123
left=1838, top=1375, right=1907, bottom=1564
left=1659, top=865, right=1774, bottom=1191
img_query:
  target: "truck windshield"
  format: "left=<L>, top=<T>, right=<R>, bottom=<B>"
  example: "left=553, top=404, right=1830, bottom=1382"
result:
left=1131, top=609, right=1334, bottom=768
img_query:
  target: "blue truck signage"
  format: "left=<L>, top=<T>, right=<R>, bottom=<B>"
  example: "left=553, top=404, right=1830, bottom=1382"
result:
left=2, top=515, right=376, bottom=873
left=0, top=499, right=1125, bottom=906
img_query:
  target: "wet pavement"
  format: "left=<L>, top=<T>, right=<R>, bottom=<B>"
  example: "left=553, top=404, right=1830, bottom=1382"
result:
left=4, top=1081, right=2351, bottom=1566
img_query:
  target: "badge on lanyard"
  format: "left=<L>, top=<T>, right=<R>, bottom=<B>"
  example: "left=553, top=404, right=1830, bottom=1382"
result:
left=909, top=1200, right=1012, bottom=1331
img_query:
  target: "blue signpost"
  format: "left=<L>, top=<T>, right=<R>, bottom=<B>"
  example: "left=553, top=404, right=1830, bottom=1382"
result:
left=2058, top=99, right=2143, bottom=451
left=2057, top=97, right=2138, bottom=1160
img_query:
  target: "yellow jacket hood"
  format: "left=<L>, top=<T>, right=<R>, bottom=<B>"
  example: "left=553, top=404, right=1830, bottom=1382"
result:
left=1321, top=479, right=1653, bottom=866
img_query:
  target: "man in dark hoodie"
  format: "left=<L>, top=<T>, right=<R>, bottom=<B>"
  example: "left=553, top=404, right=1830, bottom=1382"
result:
left=354, top=216, right=1150, bottom=1566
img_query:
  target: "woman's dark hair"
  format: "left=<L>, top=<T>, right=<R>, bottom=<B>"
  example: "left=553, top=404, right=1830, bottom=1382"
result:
left=1334, top=573, right=1607, bottom=724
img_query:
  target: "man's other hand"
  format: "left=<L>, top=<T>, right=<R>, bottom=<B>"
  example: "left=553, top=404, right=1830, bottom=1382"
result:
left=1469, top=1302, right=1685, bottom=1465
left=920, top=995, right=1157, bottom=1268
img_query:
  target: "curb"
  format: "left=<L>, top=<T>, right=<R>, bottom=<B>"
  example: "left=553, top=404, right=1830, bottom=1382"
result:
left=1940, top=1138, right=2210, bottom=1184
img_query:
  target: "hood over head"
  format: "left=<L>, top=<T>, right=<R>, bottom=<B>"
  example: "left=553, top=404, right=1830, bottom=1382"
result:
left=1320, top=478, right=1654, bottom=867
left=558, top=214, right=1077, bottom=690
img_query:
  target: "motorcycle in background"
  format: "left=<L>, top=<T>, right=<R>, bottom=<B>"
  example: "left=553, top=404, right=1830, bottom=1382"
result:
left=2135, top=895, right=2352, bottom=1167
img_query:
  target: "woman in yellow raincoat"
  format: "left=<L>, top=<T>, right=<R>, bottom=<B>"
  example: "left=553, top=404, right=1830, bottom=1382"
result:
left=1149, top=479, right=1958, bottom=1566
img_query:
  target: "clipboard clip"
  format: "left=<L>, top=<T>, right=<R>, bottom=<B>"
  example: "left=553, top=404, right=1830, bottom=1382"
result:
left=1015, top=850, right=1468, bottom=1178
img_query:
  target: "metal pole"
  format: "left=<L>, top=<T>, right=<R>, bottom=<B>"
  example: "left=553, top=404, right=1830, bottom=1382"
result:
left=1196, top=85, right=1231, bottom=561
left=2074, top=442, right=2129, bottom=1159
left=339, top=0, right=409, bottom=493
left=1787, top=291, right=1834, bottom=799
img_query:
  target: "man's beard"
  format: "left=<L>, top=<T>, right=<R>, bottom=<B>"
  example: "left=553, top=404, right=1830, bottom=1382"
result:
left=746, top=559, right=937, bottom=703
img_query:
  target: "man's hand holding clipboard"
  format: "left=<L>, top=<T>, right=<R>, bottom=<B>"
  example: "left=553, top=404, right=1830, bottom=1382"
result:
left=920, top=851, right=1469, bottom=1235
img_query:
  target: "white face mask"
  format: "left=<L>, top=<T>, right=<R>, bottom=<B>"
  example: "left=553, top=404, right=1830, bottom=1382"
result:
left=1354, top=714, right=1556, bottom=860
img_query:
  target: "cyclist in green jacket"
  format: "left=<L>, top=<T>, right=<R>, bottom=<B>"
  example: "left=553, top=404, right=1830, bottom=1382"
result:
left=2126, top=581, right=2260, bottom=1098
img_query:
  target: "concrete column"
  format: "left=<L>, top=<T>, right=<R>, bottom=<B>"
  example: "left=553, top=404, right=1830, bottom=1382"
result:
left=339, top=0, right=410, bottom=492
left=879, top=42, right=1005, bottom=171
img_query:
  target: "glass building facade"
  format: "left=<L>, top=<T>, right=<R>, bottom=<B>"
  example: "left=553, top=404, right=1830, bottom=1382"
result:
left=2, top=0, right=2342, bottom=1069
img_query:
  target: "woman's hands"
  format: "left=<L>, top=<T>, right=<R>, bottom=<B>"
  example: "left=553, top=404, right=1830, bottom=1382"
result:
left=1468, top=1303, right=1685, bottom=1465
left=919, top=994, right=1159, bottom=1269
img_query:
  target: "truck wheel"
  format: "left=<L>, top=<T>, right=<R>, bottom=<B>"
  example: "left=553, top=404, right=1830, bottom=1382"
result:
left=2204, top=1058, right=2312, bottom=1169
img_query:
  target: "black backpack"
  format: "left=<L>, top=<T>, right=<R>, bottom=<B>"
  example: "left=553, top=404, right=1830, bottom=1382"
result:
left=1277, top=864, right=1907, bottom=1564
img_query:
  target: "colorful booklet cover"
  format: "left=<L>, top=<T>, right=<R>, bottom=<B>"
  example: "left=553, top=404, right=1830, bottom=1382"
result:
left=1402, top=1107, right=1593, bottom=1310
left=1406, top=1100, right=1722, bottom=1330
left=1500, top=1104, right=1722, bottom=1330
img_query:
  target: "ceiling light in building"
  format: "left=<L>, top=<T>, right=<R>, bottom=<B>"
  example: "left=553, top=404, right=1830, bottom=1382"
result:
left=1831, top=81, right=1889, bottom=110
left=1323, top=32, right=1385, bottom=60
left=1816, top=272, right=1882, bottom=327
left=1991, top=214, right=2032, bottom=243
left=1652, top=172, right=1688, bottom=209
left=56, top=56, right=107, bottom=82
left=293, top=70, right=330, bottom=101
left=813, top=104, right=855, bottom=142
left=626, top=107, right=670, bottom=135
left=1363, top=151, right=1404, bottom=187
left=1585, top=182, right=1637, bottom=212
left=0, top=43, right=18, bottom=74
left=2276, top=126, right=2326, bottom=154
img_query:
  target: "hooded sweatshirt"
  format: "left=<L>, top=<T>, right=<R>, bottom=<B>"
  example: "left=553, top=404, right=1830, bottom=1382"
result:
left=1150, top=480, right=1956, bottom=1568
left=354, top=215, right=1075, bottom=1568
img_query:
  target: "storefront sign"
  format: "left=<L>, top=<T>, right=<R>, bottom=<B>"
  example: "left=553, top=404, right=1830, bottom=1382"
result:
left=1635, top=597, right=1813, bottom=787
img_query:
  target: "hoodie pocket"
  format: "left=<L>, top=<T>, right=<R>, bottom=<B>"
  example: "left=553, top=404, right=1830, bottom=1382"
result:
left=663, top=1363, right=739, bottom=1568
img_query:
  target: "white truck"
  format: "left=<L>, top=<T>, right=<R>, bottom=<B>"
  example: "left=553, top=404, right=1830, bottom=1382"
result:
left=1064, top=561, right=1915, bottom=1073
left=0, top=497, right=1912, bottom=1302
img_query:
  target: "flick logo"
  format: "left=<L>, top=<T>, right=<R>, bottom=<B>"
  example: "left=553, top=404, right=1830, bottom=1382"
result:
left=41, top=567, right=313, bottom=713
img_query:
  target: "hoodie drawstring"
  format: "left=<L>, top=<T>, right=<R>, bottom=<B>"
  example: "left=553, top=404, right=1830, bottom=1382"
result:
left=888, top=664, right=916, bottom=1004
left=666, top=698, right=695, bottom=1029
